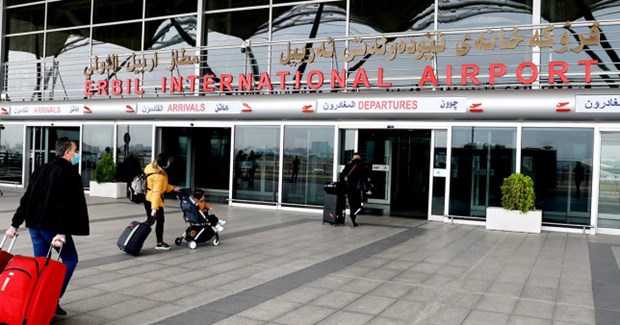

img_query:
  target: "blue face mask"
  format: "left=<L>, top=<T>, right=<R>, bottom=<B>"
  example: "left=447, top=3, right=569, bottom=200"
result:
left=71, top=153, right=80, bottom=165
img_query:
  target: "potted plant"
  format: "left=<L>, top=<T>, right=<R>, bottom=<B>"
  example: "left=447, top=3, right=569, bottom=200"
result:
left=486, top=173, right=542, bottom=233
left=89, top=152, right=126, bottom=198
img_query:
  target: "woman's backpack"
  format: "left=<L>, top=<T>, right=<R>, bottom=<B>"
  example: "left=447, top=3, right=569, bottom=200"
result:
left=127, top=173, right=153, bottom=203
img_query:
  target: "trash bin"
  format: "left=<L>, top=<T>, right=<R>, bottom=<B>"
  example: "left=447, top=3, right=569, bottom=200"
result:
left=322, top=181, right=345, bottom=225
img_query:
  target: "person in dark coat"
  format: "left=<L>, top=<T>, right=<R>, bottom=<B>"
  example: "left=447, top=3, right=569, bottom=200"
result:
left=340, top=152, right=371, bottom=227
left=5, top=137, right=90, bottom=317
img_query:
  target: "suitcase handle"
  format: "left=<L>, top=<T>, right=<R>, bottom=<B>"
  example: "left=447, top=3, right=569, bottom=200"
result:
left=0, top=233, right=18, bottom=253
left=46, top=242, right=63, bottom=264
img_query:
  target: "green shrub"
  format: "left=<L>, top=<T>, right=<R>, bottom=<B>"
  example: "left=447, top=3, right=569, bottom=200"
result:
left=94, top=153, right=116, bottom=183
left=501, top=173, right=535, bottom=213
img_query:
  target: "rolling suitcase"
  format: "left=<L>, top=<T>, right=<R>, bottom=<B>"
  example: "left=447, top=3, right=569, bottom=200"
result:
left=117, top=220, right=153, bottom=256
left=0, top=235, right=17, bottom=272
left=323, top=193, right=345, bottom=226
left=0, top=245, right=66, bottom=325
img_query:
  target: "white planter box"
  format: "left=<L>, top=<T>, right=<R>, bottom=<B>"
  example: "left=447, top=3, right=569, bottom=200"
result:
left=89, top=181, right=126, bottom=199
left=486, top=207, right=542, bottom=234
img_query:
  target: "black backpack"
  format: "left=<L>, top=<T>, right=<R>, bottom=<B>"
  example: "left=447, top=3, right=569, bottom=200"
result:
left=127, top=173, right=154, bottom=204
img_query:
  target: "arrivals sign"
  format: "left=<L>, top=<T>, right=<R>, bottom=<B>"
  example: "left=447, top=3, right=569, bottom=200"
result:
left=10, top=104, right=83, bottom=116
left=137, top=101, right=242, bottom=115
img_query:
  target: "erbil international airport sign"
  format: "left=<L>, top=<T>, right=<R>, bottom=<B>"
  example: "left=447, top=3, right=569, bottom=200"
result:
left=83, top=22, right=602, bottom=97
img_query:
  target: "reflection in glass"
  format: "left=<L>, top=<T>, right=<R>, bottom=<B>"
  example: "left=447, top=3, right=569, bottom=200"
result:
left=449, top=127, right=516, bottom=218
left=599, top=132, right=620, bottom=229
left=233, top=126, right=280, bottom=203
left=350, top=1, right=434, bottom=33
left=146, top=2, right=197, bottom=18
left=339, top=129, right=355, bottom=165
left=116, top=125, right=152, bottom=183
left=82, top=125, right=114, bottom=187
left=93, top=0, right=141, bottom=24
left=542, top=1, right=620, bottom=23
left=521, top=128, right=593, bottom=225
left=282, top=126, right=334, bottom=206
left=439, top=0, right=532, bottom=29
left=7, top=4, right=45, bottom=34
left=432, top=178, right=445, bottom=216
left=0, top=124, right=24, bottom=184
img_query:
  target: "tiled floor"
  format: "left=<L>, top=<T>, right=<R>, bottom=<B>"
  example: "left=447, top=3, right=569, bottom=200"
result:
left=0, top=188, right=619, bottom=324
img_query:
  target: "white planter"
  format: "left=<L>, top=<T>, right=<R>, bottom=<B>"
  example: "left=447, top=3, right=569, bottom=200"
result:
left=486, top=207, right=542, bottom=234
left=89, top=181, right=127, bottom=198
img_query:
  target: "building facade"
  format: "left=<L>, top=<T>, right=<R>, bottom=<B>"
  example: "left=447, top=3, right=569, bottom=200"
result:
left=1, top=0, right=620, bottom=234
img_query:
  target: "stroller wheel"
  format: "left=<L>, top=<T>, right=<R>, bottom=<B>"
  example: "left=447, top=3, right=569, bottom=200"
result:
left=174, top=237, right=183, bottom=246
left=188, top=240, right=197, bottom=249
left=211, top=233, right=220, bottom=246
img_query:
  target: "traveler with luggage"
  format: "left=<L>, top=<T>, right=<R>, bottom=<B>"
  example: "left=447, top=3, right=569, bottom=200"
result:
left=4, top=137, right=90, bottom=316
left=340, top=152, right=371, bottom=227
left=143, top=153, right=180, bottom=250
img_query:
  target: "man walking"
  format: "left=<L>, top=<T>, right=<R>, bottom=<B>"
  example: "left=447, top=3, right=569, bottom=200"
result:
left=5, top=137, right=90, bottom=316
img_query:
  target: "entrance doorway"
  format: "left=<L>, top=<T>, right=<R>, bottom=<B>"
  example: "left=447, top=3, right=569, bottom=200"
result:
left=26, top=126, right=80, bottom=180
left=159, top=127, right=231, bottom=195
left=358, top=129, right=431, bottom=218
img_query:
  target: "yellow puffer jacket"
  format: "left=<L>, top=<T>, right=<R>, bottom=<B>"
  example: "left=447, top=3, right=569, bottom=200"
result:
left=144, top=162, right=174, bottom=211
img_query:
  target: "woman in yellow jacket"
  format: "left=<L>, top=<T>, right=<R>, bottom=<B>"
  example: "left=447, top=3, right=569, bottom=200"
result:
left=143, top=153, right=179, bottom=250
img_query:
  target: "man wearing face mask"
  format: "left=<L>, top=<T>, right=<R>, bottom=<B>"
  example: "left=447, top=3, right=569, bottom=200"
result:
left=5, top=137, right=90, bottom=317
left=143, top=153, right=180, bottom=250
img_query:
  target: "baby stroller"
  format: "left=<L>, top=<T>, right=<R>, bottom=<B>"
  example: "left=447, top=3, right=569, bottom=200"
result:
left=175, top=191, right=220, bottom=249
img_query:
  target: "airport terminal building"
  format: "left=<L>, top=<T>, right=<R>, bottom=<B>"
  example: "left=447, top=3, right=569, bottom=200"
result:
left=1, top=0, right=620, bottom=234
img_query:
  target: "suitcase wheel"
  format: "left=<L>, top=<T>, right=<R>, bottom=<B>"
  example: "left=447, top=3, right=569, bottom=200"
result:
left=174, top=237, right=183, bottom=246
left=188, top=240, right=197, bottom=249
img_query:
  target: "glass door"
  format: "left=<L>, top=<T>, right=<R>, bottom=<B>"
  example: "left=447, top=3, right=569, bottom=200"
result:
left=597, top=132, right=620, bottom=229
left=28, top=126, right=80, bottom=173
left=449, top=127, right=516, bottom=218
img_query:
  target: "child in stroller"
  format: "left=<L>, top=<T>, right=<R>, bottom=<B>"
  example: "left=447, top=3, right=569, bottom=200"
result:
left=192, top=188, right=226, bottom=231
left=174, top=189, right=225, bottom=249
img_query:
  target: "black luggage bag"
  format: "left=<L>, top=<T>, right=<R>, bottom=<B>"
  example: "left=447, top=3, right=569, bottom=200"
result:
left=323, top=193, right=345, bottom=225
left=117, top=220, right=153, bottom=256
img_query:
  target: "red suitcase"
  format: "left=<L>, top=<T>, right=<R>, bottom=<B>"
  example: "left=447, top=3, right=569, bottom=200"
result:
left=0, top=235, right=17, bottom=272
left=0, top=246, right=66, bottom=325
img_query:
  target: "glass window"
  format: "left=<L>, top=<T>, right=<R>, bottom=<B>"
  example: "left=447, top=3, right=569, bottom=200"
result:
left=233, top=126, right=280, bottom=203
left=449, top=127, right=517, bottom=218
left=521, top=128, right=593, bottom=225
left=438, top=0, right=533, bottom=29
left=0, top=124, right=24, bottom=184
left=282, top=126, right=335, bottom=206
left=205, top=0, right=269, bottom=10
left=542, top=2, right=620, bottom=23
left=146, top=3, right=197, bottom=18
left=92, top=22, right=142, bottom=52
left=598, top=132, right=620, bottom=229
left=6, top=4, right=45, bottom=34
left=350, top=0, right=434, bottom=33
left=93, top=0, right=142, bottom=24
left=271, top=2, right=346, bottom=38
left=116, top=125, right=153, bottom=181
left=46, top=29, right=90, bottom=58
left=47, top=0, right=91, bottom=29
left=5, top=35, right=42, bottom=101
left=82, top=125, right=114, bottom=187
left=204, top=9, right=269, bottom=47
left=8, top=0, right=39, bottom=5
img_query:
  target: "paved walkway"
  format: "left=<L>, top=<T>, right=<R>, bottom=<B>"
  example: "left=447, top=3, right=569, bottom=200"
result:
left=1, top=188, right=620, bottom=325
